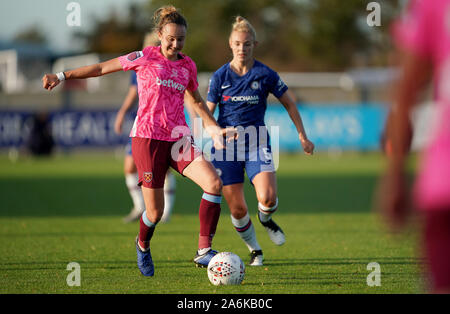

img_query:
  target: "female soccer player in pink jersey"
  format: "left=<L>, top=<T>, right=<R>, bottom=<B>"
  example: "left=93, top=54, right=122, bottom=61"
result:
left=115, top=31, right=198, bottom=224
left=380, top=0, right=450, bottom=293
left=42, top=6, right=236, bottom=276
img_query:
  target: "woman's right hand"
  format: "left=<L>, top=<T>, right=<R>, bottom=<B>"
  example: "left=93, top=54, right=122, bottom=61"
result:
left=211, top=127, right=238, bottom=150
left=42, top=74, right=61, bottom=91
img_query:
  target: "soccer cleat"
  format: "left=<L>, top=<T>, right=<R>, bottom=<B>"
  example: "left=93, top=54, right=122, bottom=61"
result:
left=135, top=236, right=154, bottom=276
left=123, top=207, right=144, bottom=223
left=258, top=214, right=286, bottom=246
left=249, top=250, right=264, bottom=266
left=193, top=249, right=218, bottom=268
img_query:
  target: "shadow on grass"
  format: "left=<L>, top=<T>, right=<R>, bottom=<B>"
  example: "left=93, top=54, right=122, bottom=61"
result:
left=264, top=256, right=422, bottom=267
left=0, top=174, right=380, bottom=217
left=0, top=259, right=208, bottom=272
left=0, top=256, right=421, bottom=271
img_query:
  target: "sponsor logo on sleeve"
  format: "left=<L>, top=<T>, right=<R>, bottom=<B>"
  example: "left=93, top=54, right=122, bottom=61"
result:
left=277, top=78, right=286, bottom=91
left=127, top=51, right=144, bottom=61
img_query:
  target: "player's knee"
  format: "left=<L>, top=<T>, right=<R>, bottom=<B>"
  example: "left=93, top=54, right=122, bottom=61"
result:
left=146, top=208, right=164, bottom=224
left=231, top=206, right=248, bottom=220
left=124, top=157, right=136, bottom=174
left=258, top=193, right=277, bottom=209
left=206, top=176, right=223, bottom=195
left=124, top=168, right=136, bottom=175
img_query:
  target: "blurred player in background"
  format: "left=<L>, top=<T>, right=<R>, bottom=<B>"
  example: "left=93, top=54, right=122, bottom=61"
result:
left=380, top=106, right=413, bottom=157
left=379, top=0, right=450, bottom=293
left=42, top=5, right=237, bottom=276
left=115, top=32, right=198, bottom=223
left=26, top=112, right=54, bottom=156
left=207, top=16, right=314, bottom=266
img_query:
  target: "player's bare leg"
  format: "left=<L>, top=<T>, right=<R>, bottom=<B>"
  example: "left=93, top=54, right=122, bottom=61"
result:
left=252, top=171, right=285, bottom=246
left=141, top=187, right=165, bottom=225
left=183, top=156, right=222, bottom=194
left=160, top=170, right=176, bottom=223
left=223, top=183, right=263, bottom=266
left=123, top=155, right=146, bottom=223
left=183, top=156, right=222, bottom=267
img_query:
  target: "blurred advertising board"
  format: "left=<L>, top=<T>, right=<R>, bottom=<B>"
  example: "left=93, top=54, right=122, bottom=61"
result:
left=0, top=105, right=393, bottom=151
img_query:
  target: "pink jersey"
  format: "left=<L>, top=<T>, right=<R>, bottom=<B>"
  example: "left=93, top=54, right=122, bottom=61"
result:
left=118, top=46, right=199, bottom=141
left=393, top=0, right=450, bottom=211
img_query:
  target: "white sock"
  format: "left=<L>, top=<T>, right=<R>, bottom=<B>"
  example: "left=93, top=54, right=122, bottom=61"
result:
left=125, top=173, right=145, bottom=213
left=161, top=171, right=176, bottom=222
left=258, top=198, right=278, bottom=223
left=231, top=213, right=261, bottom=252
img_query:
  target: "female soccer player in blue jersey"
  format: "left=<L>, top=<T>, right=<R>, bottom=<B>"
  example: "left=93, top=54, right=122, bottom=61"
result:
left=207, top=16, right=314, bottom=266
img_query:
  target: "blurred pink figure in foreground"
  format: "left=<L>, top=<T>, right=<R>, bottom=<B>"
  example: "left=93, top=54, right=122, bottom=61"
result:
left=379, top=0, right=450, bottom=293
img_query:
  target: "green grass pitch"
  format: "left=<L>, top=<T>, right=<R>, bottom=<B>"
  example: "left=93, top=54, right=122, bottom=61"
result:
left=0, top=152, right=424, bottom=294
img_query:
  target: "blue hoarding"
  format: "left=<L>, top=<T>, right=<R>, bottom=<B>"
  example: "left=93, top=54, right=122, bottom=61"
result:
left=0, top=104, right=388, bottom=151
left=265, top=104, right=388, bottom=151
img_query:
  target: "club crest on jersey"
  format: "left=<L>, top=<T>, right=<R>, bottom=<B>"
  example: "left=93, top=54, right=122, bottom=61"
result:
left=127, top=51, right=143, bottom=61
left=143, top=172, right=153, bottom=183
left=251, top=81, right=259, bottom=90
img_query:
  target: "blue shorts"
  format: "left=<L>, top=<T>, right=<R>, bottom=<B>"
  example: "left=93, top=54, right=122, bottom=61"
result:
left=125, top=137, right=132, bottom=156
left=211, top=131, right=275, bottom=186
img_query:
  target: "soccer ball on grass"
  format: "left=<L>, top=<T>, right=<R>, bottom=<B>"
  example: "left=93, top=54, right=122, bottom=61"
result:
left=207, top=252, right=245, bottom=285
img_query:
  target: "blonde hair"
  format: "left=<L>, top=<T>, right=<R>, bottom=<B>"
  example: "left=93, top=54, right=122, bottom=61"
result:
left=143, top=31, right=159, bottom=48
left=153, top=5, right=187, bottom=33
left=230, top=16, right=257, bottom=41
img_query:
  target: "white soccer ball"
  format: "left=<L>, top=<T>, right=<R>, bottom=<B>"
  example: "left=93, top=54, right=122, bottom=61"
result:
left=207, top=252, right=245, bottom=286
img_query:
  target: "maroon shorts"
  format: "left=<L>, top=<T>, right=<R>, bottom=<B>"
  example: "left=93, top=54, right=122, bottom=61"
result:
left=131, top=136, right=202, bottom=189
left=423, top=209, right=450, bottom=291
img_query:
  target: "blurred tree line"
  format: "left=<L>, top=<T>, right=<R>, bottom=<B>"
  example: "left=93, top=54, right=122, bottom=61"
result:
left=75, top=0, right=403, bottom=72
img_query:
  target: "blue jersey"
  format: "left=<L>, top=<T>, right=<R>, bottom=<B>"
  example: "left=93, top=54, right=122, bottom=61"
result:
left=207, top=60, right=288, bottom=128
